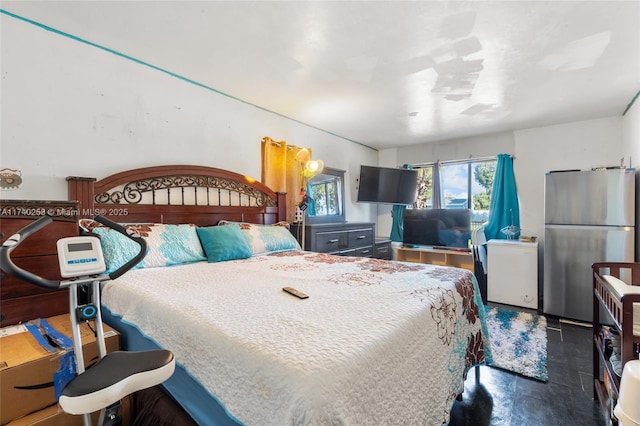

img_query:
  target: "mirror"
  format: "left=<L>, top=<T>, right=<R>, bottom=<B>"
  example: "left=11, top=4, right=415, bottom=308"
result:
left=305, top=167, right=346, bottom=223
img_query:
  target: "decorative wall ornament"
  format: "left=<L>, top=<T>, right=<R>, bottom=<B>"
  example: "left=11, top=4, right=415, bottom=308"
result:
left=0, top=168, right=22, bottom=190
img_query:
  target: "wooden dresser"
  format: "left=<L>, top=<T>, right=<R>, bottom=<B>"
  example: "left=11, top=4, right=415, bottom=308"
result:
left=0, top=200, right=78, bottom=327
left=290, top=222, right=389, bottom=258
left=374, top=238, right=392, bottom=260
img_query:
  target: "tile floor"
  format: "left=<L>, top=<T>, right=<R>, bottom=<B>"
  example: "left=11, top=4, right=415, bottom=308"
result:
left=450, top=307, right=607, bottom=426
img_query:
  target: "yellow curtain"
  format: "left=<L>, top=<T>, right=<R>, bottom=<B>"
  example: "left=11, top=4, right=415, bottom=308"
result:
left=261, top=137, right=311, bottom=223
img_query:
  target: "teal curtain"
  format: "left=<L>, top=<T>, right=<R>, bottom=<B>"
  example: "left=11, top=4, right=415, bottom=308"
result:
left=390, top=205, right=405, bottom=242
left=484, top=154, right=520, bottom=240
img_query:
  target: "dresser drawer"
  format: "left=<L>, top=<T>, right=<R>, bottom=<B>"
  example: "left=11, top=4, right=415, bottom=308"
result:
left=355, top=246, right=373, bottom=257
left=348, top=228, right=373, bottom=248
left=374, top=241, right=391, bottom=260
left=315, top=231, right=347, bottom=253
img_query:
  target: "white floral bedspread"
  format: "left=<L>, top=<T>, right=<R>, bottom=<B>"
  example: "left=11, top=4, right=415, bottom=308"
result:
left=102, top=251, right=490, bottom=425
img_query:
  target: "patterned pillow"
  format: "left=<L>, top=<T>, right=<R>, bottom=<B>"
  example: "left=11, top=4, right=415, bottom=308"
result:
left=196, top=224, right=253, bottom=263
left=91, top=223, right=206, bottom=274
left=217, top=220, right=301, bottom=255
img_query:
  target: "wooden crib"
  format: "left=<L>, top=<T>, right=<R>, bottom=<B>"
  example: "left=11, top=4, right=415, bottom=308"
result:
left=592, top=262, right=640, bottom=423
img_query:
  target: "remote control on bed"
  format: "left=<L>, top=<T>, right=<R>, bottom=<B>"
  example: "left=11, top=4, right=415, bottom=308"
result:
left=282, top=287, right=309, bottom=299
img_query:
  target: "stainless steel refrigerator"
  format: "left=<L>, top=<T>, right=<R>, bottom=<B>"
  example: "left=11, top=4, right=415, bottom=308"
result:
left=543, top=168, right=636, bottom=322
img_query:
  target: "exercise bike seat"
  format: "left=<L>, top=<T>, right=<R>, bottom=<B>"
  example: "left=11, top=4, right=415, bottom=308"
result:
left=59, top=349, right=175, bottom=415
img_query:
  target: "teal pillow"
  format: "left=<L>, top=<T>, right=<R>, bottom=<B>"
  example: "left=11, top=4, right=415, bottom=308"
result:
left=196, top=225, right=253, bottom=262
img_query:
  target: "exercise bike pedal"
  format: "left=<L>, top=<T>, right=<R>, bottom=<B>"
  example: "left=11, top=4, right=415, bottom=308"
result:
left=59, top=349, right=175, bottom=415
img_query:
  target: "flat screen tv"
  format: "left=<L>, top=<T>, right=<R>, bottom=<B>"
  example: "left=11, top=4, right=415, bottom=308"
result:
left=403, top=208, right=472, bottom=250
left=357, top=165, right=418, bottom=205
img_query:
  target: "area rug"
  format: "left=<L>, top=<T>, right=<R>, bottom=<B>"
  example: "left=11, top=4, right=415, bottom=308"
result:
left=485, top=306, right=548, bottom=382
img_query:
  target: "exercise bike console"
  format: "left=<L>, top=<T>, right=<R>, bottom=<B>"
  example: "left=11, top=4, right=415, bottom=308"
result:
left=57, top=236, right=106, bottom=278
left=0, top=215, right=175, bottom=426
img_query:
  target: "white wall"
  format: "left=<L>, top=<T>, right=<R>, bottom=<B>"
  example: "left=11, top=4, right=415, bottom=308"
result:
left=514, top=116, right=624, bottom=242
left=621, top=94, right=640, bottom=260
left=0, top=14, right=377, bottom=222
left=622, top=94, right=640, bottom=166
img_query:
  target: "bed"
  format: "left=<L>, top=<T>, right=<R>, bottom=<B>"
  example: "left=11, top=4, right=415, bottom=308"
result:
left=592, top=262, right=640, bottom=420
left=67, top=165, right=491, bottom=426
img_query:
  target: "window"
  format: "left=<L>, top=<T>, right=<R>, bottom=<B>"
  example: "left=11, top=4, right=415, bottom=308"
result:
left=441, top=163, right=470, bottom=208
left=414, top=159, right=496, bottom=228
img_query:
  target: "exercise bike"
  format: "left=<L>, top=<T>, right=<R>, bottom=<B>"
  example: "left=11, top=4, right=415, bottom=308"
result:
left=0, top=215, right=175, bottom=426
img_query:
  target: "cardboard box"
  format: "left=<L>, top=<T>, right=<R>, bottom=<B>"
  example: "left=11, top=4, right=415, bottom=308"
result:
left=6, top=395, right=132, bottom=426
left=0, top=314, right=120, bottom=424
left=6, top=404, right=97, bottom=426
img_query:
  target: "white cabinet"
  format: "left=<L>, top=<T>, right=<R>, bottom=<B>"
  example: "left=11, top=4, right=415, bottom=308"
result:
left=487, top=240, right=538, bottom=309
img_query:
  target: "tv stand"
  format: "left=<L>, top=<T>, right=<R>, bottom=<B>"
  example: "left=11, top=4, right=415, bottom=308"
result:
left=396, top=246, right=474, bottom=272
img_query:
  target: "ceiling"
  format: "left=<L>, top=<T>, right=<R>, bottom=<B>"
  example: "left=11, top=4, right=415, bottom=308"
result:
left=3, top=1, right=639, bottom=150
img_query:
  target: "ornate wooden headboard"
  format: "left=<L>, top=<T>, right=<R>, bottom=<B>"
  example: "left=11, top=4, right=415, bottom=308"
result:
left=67, top=165, right=287, bottom=225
